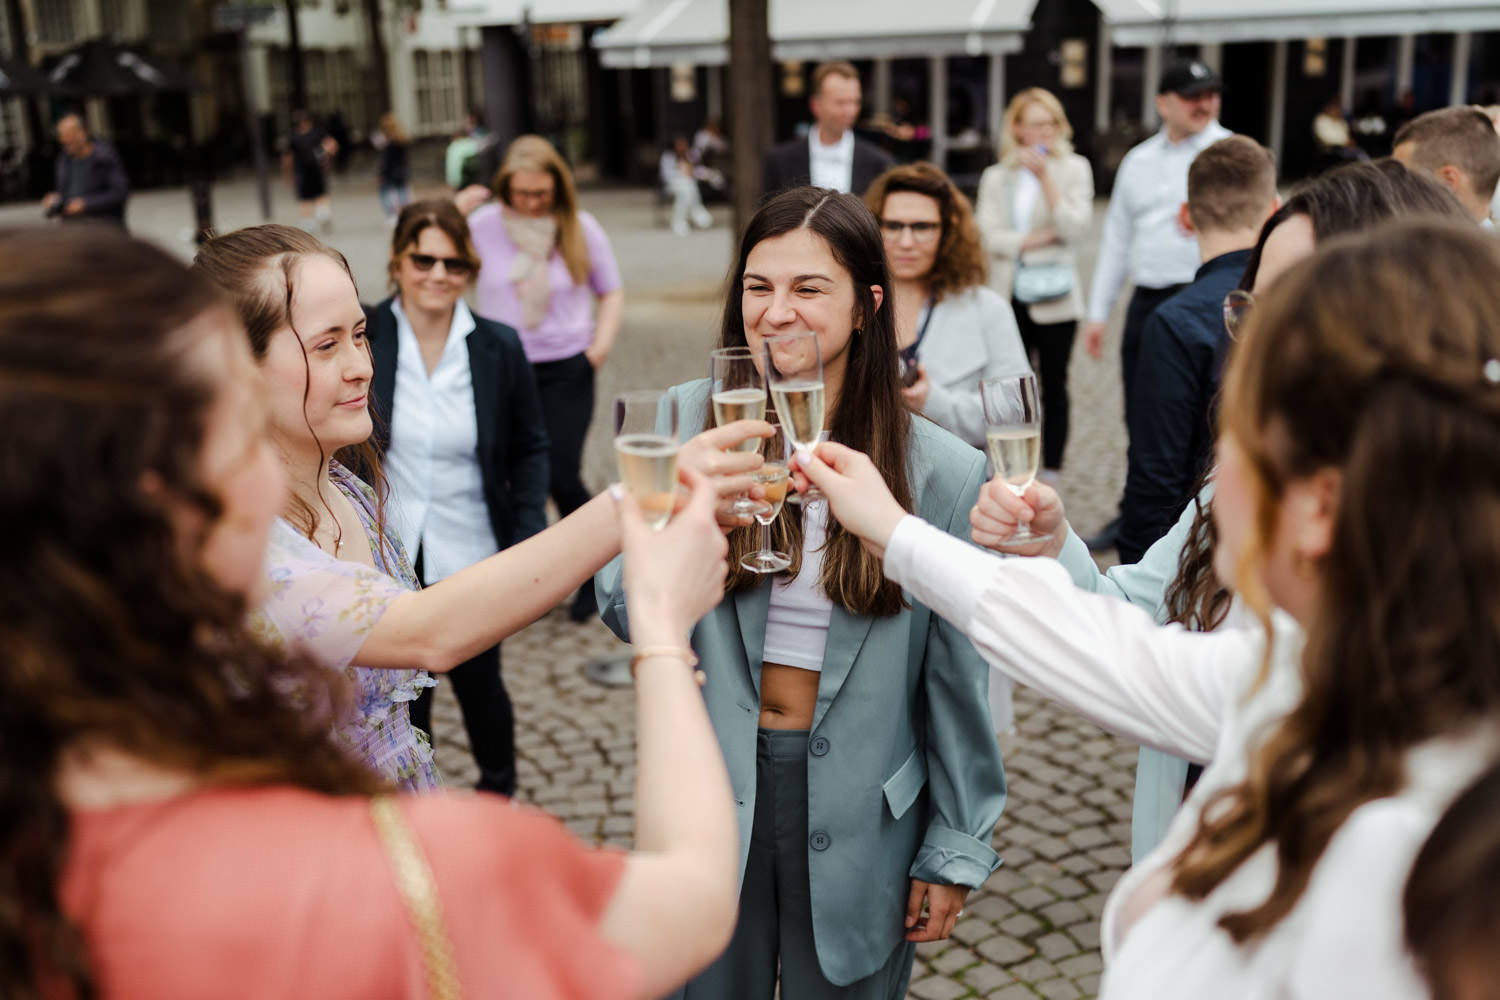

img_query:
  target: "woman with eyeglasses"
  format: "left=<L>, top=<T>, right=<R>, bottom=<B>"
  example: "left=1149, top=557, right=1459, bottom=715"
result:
left=974, top=89, right=1094, bottom=481
left=863, top=163, right=1030, bottom=450
left=362, top=199, right=550, bottom=796
left=468, top=135, right=625, bottom=622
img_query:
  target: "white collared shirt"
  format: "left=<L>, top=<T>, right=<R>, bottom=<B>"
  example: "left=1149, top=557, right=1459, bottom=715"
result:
left=1011, top=168, right=1041, bottom=234
left=384, top=297, right=499, bottom=583
left=808, top=127, right=855, bottom=193
left=1086, top=121, right=1233, bottom=323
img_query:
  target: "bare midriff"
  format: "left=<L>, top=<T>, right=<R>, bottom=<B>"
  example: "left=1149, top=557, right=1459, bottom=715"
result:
left=758, top=662, right=819, bottom=729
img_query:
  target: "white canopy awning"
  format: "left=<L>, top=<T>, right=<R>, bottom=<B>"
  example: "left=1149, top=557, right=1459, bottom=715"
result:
left=447, top=0, right=645, bottom=26
left=594, top=0, right=1030, bottom=68
left=1093, top=0, right=1500, bottom=46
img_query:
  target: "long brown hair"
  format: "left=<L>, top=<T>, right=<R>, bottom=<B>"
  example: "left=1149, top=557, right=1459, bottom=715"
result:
left=492, top=134, right=591, bottom=284
left=1164, top=159, right=1472, bottom=631
left=1169, top=219, right=1500, bottom=941
left=0, top=228, right=382, bottom=1000
left=863, top=162, right=987, bottom=301
left=192, top=225, right=391, bottom=556
left=712, top=187, right=913, bottom=616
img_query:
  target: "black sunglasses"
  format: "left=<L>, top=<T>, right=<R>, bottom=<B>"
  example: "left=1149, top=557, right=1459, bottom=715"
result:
left=407, top=252, right=474, bottom=276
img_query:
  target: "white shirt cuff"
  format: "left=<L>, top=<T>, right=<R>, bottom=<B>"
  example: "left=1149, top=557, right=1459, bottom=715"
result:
left=883, top=515, right=1000, bottom=632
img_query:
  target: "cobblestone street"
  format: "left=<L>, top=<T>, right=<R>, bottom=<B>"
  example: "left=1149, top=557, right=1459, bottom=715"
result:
left=2, top=170, right=1137, bottom=998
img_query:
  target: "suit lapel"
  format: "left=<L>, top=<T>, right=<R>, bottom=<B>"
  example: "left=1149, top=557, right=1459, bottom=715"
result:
left=465, top=329, right=499, bottom=469
left=733, top=578, right=771, bottom=698
left=812, top=603, right=875, bottom=731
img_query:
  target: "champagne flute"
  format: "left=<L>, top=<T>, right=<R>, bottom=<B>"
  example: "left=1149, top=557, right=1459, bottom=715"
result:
left=741, top=417, right=793, bottom=573
left=980, top=373, right=1053, bottom=546
left=710, top=345, right=769, bottom=517
left=763, top=330, right=826, bottom=505
left=613, top=389, right=680, bottom=531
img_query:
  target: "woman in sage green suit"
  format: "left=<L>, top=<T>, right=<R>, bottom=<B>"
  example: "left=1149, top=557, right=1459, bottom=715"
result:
left=596, top=188, right=1007, bottom=999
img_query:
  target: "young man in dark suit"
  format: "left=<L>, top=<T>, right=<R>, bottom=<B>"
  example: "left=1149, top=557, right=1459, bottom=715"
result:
left=762, top=62, right=894, bottom=200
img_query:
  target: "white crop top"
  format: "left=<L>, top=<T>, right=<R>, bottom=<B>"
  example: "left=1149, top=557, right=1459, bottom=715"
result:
left=762, top=502, right=834, bottom=672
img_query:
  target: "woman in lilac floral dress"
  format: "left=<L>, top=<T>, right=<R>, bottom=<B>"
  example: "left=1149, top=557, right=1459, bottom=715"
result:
left=195, top=224, right=773, bottom=792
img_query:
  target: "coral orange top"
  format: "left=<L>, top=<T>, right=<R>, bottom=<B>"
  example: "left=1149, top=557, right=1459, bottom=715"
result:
left=60, top=786, right=641, bottom=999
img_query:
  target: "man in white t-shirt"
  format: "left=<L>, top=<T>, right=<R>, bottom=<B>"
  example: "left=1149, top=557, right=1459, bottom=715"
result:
left=1082, top=60, right=1231, bottom=553
left=762, top=62, right=894, bottom=200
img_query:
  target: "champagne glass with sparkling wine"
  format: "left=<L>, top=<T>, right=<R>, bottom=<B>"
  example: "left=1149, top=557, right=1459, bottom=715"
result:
left=741, top=415, right=793, bottom=573
left=980, top=373, right=1053, bottom=546
left=710, top=345, right=770, bottom=517
left=762, top=330, right=825, bottom=505
left=613, top=390, right=680, bottom=531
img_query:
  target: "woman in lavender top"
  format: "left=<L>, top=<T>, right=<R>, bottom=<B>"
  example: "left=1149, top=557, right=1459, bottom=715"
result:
left=467, top=135, right=624, bottom=621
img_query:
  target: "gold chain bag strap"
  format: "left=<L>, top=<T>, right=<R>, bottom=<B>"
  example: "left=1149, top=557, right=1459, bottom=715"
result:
left=369, top=795, right=464, bottom=1000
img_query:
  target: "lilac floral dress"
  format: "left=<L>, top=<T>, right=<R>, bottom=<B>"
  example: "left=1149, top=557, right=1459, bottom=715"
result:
left=252, top=462, right=441, bottom=791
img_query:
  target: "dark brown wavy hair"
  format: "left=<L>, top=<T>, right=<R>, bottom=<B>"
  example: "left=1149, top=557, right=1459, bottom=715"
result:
left=710, top=187, right=913, bottom=616
left=1164, top=159, right=1472, bottom=631
left=0, top=227, right=382, bottom=1000
left=1168, top=219, right=1500, bottom=942
left=192, top=225, right=391, bottom=557
left=863, top=162, right=987, bottom=301
left=1404, top=761, right=1500, bottom=1000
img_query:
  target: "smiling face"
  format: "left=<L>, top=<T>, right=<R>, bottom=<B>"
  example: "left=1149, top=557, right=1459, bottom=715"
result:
left=741, top=227, right=881, bottom=403
left=258, top=255, right=373, bottom=461
left=394, top=225, right=469, bottom=316
left=880, top=190, right=943, bottom=283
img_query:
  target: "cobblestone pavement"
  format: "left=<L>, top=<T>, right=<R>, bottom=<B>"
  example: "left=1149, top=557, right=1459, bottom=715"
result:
left=3, top=171, right=1136, bottom=998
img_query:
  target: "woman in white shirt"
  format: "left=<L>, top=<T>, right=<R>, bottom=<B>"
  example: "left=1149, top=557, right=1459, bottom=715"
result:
left=974, top=89, right=1094, bottom=478
left=365, top=199, right=551, bottom=795
left=796, top=217, right=1500, bottom=998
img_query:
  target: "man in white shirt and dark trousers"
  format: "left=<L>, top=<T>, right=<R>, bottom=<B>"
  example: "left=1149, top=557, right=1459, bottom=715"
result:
left=1082, top=60, right=1230, bottom=553
left=762, top=62, right=895, bottom=199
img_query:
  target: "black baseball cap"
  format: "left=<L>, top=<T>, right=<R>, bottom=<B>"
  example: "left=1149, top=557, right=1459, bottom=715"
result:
left=1159, top=60, right=1223, bottom=97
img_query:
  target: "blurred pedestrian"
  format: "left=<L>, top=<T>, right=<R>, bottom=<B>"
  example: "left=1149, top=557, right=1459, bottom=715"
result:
left=372, top=112, right=412, bottom=222
left=661, top=135, right=715, bottom=235
left=1082, top=60, right=1230, bottom=552
left=1312, top=94, right=1365, bottom=168
left=368, top=200, right=551, bottom=796
left=0, top=225, right=743, bottom=1000
left=283, top=109, right=337, bottom=233
left=975, top=88, right=1094, bottom=480
left=763, top=62, right=894, bottom=198
left=41, top=113, right=128, bottom=226
left=469, top=135, right=624, bottom=622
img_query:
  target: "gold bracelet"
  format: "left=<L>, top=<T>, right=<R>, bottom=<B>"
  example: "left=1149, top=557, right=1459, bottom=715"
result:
left=630, top=646, right=706, bottom=686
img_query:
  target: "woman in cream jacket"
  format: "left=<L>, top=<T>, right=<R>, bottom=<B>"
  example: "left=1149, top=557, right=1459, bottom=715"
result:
left=975, top=88, right=1094, bottom=477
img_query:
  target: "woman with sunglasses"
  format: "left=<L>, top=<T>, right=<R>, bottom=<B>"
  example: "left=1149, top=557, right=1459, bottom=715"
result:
left=863, top=163, right=1030, bottom=452
left=363, top=199, right=550, bottom=796
left=469, top=135, right=624, bottom=622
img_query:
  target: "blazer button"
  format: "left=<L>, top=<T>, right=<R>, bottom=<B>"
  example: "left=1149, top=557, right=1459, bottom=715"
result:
left=809, top=830, right=831, bottom=851
left=809, top=735, right=830, bottom=757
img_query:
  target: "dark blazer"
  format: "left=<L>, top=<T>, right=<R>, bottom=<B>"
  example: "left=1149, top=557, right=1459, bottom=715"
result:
left=1118, top=248, right=1251, bottom=564
left=761, top=131, right=895, bottom=201
left=366, top=297, right=551, bottom=551
left=53, top=140, right=129, bottom=222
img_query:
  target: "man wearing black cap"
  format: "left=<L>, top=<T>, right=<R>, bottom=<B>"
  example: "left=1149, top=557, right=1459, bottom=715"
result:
left=1081, top=59, right=1229, bottom=554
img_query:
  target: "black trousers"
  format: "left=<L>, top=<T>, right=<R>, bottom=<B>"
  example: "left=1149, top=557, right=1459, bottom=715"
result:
left=409, top=551, right=516, bottom=796
left=1013, top=300, right=1077, bottom=471
left=532, top=351, right=596, bottom=520
left=1119, top=283, right=1186, bottom=427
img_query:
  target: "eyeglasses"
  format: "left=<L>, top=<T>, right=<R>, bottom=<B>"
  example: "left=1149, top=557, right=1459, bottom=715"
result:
left=881, top=220, right=941, bottom=243
left=1223, top=289, right=1254, bottom=341
left=407, top=252, right=474, bottom=277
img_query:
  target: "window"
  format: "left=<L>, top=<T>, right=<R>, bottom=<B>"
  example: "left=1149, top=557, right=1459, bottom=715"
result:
left=35, top=0, right=78, bottom=45
left=437, top=51, right=458, bottom=128
left=414, top=50, right=436, bottom=127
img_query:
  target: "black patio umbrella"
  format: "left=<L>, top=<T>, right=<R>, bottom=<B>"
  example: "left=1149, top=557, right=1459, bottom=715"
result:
left=43, top=38, right=200, bottom=97
left=0, top=55, right=47, bottom=97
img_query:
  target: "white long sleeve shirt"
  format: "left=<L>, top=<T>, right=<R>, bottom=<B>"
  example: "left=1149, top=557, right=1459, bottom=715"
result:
left=1086, top=122, right=1233, bottom=323
left=882, top=515, right=1496, bottom=999
left=383, top=298, right=500, bottom=583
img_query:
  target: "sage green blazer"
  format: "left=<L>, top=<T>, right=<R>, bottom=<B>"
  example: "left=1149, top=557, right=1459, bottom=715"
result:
left=596, top=378, right=1008, bottom=987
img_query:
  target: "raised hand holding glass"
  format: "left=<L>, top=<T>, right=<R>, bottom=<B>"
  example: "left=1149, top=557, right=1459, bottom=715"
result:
left=980, top=373, right=1052, bottom=546
left=613, top=390, right=680, bottom=531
